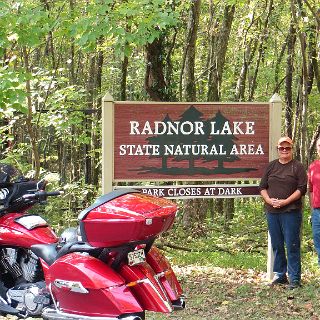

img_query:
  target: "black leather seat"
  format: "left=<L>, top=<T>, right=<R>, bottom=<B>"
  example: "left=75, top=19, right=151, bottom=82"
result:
left=31, top=243, right=58, bottom=266
left=31, top=242, right=97, bottom=266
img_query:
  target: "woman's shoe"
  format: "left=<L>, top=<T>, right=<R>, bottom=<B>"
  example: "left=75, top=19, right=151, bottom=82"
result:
left=269, top=275, right=289, bottom=286
left=288, top=281, right=301, bottom=290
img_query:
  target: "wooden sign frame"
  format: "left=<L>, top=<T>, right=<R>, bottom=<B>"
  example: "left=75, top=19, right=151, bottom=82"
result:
left=102, top=94, right=282, bottom=194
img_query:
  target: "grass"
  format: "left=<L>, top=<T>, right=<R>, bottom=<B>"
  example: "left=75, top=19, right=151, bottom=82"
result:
left=146, top=258, right=320, bottom=320
left=146, top=198, right=320, bottom=319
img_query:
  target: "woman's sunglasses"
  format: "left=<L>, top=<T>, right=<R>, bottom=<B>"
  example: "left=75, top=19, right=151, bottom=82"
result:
left=277, top=146, right=292, bottom=151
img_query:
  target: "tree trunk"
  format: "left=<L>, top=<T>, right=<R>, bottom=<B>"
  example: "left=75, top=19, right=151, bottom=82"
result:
left=248, top=0, right=274, bottom=101
left=206, top=3, right=235, bottom=223
left=284, top=20, right=296, bottom=138
left=180, top=0, right=206, bottom=228
left=144, top=36, right=169, bottom=101
left=308, top=124, right=320, bottom=165
left=308, top=24, right=320, bottom=93
left=273, top=38, right=288, bottom=93
left=85, top=54, right=95, bottom=184
left=235, top=40, right=257, bottom=101
left=291, top=0, right=308, bottom=164
left=181, top=0, right=201, bottom=102
left=23, top=46, right=41, bottom=179
left=121, top=55, right=129, bottom=101
left=208, top=4, right=235, bottom=101
left=90, top=48, right=103, bottom=188
left=233, top=6, right=257, bottom=101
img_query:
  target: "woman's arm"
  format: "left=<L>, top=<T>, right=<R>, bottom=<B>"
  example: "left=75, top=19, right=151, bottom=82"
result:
left=275, top=189, right=302, bottom=208
left=260, top=189, right=273, bottom=206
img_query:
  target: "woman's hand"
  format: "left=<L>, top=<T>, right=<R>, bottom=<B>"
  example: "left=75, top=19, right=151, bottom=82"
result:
left=271, top=198, right=287, bottom=208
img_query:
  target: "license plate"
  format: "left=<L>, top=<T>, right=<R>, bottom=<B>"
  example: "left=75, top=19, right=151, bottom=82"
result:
left=128, top=248, right=146, bottom=266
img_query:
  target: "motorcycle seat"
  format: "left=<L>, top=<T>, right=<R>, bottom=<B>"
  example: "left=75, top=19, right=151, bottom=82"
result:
left=31, top=243, right=58, bottom=266
left=55, top=241, right=97, bottom=260
left=31, top=242, right=98, bottom=266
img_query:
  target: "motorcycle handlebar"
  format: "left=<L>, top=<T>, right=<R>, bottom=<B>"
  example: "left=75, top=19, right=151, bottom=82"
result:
left=22, top=190, right=63, bottom=200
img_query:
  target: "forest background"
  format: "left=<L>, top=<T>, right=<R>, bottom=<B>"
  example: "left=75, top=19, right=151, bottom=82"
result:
left=1, top=1, right=320, bottom=318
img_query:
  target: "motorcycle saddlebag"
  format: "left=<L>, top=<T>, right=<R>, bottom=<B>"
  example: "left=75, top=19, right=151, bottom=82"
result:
left=47, top=253, right=143, bottom=317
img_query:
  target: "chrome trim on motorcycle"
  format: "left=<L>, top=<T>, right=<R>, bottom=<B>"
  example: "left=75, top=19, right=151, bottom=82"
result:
left=172, top=296, right=186, bottom=310
left=129, top=278, right=173, bottom=312
left=53, top=279, right=89, bottom=294
left=152, top=274, right=173, bottom=312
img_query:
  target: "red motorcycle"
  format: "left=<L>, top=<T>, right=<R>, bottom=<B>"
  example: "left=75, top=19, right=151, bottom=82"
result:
left=0, top=164, right=185, bottom=319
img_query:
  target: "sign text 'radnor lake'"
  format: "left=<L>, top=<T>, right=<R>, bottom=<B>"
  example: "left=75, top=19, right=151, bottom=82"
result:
left=118, top=120, right=265, bottom=156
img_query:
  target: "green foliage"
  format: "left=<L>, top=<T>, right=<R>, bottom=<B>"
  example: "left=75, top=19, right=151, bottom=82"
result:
left=0, top=0, right=319, bottom=250
left=37, top=178, right=99, bottom=235
left=0, top=1, right=53, bottom=50
left=38, top=81, right=89, bottom=142
left=0, top=66, right=27, bottom=114
left=0, top=144, right=33, bottom=173
left=65, top=0, right=179, bottom=54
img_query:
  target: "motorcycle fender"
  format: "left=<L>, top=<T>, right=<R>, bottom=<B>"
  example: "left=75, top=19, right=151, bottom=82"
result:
left=47, top=253, right=142, bottom=317
left=146, top=246, right=183, bottom=301
left=119, top=262, right=173, bottom=313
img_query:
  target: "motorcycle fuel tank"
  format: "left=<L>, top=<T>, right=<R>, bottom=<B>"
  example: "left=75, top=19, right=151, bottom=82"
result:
left=0, top=213, right=58, bottom=247
left=79, top=191, right=177, bottom=247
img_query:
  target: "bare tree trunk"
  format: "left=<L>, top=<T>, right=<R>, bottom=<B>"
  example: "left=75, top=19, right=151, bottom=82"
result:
left=234, top=7, right=257, bottom=101
left=284, top=20, right=296, bottom=138
left=144, top=36, right=169, bottom=101
left=208, top=4, right=235, bottom=101
left=308, top=24, right=320, bottom=93
left=120, top=23, right=130, bottom=101
left=181, top=0, right=201, bottom=101
left=273, top=38, right=288, bottom=93
left=91, top=48, right=103, bottom=187
left=165, top=28, right=178, bottom=101
left=291, top=0, right=308, bottom=164
left=23, top=46, right=41, bottom=179
left=180, top=0, right=205, bottom=227
left=249, top=0, right=274, bottom=101
left=206, top=3, right=235, bottom=223
left=85, top=54, right=95, bottom=184
left=224, top=198, right=234, bottom=230
left=121, top=55, right=129, bottom=101
left=308, top=124, right=320, bottom=165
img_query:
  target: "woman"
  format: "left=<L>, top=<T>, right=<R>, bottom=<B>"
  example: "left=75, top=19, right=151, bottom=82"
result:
left=259, top=137, right=307, bottom=289
left=308, top=137, right=320, bottom=265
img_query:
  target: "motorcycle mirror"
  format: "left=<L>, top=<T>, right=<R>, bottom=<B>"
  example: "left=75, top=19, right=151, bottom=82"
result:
left=36, top=179, right=48, bottom=190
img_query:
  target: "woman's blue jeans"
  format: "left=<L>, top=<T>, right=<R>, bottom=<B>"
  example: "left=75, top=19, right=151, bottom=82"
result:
left=311, top=208, right=320, bottom=264
left=267, top=210, right=302, bottom=282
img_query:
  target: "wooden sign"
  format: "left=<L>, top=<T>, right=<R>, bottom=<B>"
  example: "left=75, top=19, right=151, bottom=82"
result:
left=113, top=102, right=269, bottom=181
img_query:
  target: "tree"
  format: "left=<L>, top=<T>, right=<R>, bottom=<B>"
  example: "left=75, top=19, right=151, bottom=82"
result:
left=204, top=111, right=240, bottom=170
left=208, top=3, right=235, bottom=101
left=147, top=114, right=176, bottom=170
